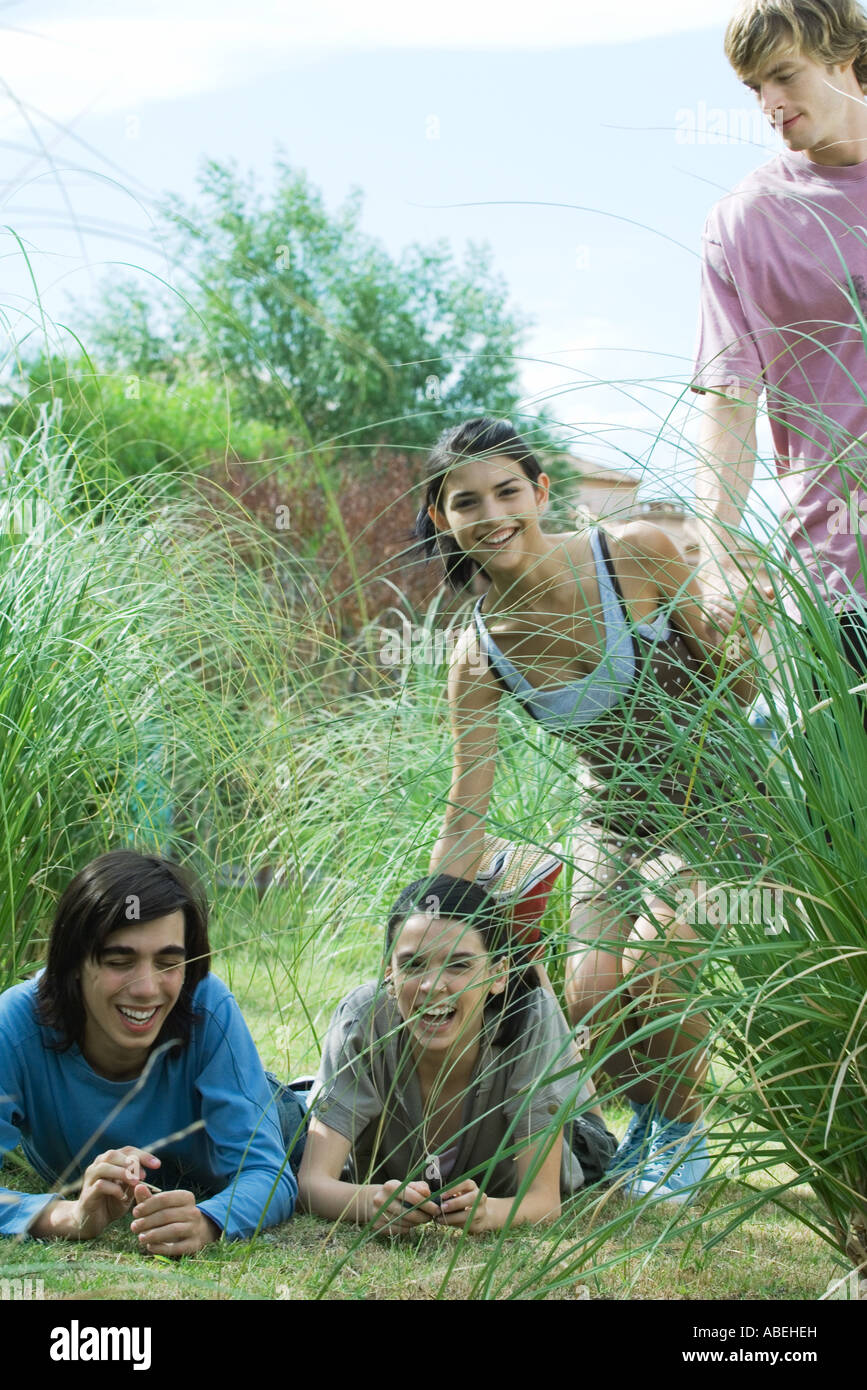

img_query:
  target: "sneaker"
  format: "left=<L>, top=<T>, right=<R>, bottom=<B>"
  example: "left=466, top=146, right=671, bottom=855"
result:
left=287, top=1076, right=317, bottom=1109
left=605, top=1101, right=657, bottom=1183
left=287, top=1075, right=316, bottom=1092
left=628, top=1119, right=710, bottom=1205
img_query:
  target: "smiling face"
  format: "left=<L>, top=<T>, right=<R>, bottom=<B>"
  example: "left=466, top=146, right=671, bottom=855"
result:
left=386, top=913, right=506, bottom=1065
left=428, top=455, right=549, bottom=580
left=742, top=45, right=865, bottom=162
left=79, top=913, right=187, bottom=1079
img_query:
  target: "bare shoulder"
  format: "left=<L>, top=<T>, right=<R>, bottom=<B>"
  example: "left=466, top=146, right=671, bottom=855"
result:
left=556, top=527, right=595, bottom=569
left=605, top=520, right=682, bottom=564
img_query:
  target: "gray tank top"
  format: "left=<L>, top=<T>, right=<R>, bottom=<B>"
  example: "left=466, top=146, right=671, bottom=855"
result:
left=472, top=528, right=720, bottom=834
left=472, top=529, right=672, bottom=731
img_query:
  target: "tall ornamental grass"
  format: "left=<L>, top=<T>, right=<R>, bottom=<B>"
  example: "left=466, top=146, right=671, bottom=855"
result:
left=0, top=411, right=327, bottom=990
left=701, top=554, right=867, bottom=1285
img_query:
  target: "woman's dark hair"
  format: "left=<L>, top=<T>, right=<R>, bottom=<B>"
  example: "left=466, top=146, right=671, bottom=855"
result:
left=414, top=417, right=544, bottom=591
left=385, top=874, right=538, bottom=1048
left=37, top=850, right=211, bottom=1052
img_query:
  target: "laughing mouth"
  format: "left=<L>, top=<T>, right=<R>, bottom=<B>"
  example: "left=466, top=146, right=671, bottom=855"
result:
left=479, top=526, right=519, bottom=548
left=419, top=1004, right=457, bottom=1022
left=117, top=1006, right=159, bottom=1024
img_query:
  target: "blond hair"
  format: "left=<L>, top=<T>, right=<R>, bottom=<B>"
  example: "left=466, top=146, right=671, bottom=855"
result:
left=725, top=0, right=867, bottom=90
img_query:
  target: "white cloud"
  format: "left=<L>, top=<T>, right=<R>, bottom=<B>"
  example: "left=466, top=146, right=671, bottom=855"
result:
left=2, top=1, right=737, bottom=127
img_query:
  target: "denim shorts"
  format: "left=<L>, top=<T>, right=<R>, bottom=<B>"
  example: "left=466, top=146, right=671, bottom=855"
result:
left=264, top=1073, right=309, bottom=1174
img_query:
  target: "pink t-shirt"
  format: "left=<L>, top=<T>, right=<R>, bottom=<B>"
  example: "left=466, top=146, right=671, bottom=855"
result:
left=693, top=150, right=867, bottom=607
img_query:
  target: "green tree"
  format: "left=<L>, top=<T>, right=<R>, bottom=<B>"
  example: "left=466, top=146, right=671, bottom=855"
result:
left=82, top=157, right=548, bottom=453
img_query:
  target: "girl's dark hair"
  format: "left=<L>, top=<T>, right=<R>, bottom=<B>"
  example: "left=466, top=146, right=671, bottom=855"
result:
left=414, top=417, right=544, bottom=591
left=37, top=850, right=211, bottom=1052
left=386, top=874, right=538, bottom=1048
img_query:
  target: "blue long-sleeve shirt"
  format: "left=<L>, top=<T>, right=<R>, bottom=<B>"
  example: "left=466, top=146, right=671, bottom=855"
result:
left=0, top=972, right=296, bottom=1240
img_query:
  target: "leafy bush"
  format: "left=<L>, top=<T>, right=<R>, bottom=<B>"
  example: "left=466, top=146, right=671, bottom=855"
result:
left=4, top=357, right=286, bottom=488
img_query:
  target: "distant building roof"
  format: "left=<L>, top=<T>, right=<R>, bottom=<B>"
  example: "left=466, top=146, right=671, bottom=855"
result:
left=548, top=452, right=641, bottom=487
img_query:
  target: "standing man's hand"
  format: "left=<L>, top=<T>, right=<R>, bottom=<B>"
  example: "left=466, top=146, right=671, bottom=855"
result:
left=700, top=573, right=774, bottom=638
left=694, top=384, right=762, bottom=619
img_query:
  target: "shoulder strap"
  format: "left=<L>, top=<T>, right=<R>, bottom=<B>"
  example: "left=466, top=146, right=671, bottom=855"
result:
left=595, top=530, right=630, bottom=620
left=472, top=598, right=513, bottom=697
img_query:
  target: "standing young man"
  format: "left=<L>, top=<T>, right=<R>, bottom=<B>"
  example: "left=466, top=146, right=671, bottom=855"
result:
left=693, top=0, right=867, bottom=692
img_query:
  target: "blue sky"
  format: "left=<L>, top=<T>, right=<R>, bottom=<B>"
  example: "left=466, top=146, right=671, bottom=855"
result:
left=2, top=1, right=786, bottom=521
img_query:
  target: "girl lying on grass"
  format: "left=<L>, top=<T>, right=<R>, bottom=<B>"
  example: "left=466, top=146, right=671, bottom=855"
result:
left=0, top=850, right=298, bottom=1254
left=298, top=875, right=615, bottom=1234
left=416, top=417, right=764, bottom=1205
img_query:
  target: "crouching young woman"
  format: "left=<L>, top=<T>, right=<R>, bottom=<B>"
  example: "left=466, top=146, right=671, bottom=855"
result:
left=0, top=850, right=297, bottom=1253
left=299, top=876, right=615, bottom=1234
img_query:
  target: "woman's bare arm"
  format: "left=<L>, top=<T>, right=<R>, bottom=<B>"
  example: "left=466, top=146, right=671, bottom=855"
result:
left=298, top=1118, right=438, bottom=1230
left=429, top=627, right=501, bottom=880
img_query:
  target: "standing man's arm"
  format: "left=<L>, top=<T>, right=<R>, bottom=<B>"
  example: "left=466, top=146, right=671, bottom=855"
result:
left=694, top=384, right=760, bottom=576
left=694, top=386, right=774, bottom=630
left=692, top=216, right=769, bottom=621
left=695, top=386, right=759, bottom=548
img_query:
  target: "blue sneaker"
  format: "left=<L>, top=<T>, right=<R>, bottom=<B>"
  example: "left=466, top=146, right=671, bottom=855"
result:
left=606, top=1101, right=657, bottom=1183
left=628, top=1119, right=710, bottom=1205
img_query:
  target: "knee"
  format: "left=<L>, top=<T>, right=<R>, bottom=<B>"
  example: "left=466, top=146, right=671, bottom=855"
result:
left=622, top=902, right=675, bottom=982
left=564, top=948, right=623, bottom=1024
left=622, top=920, right=655, bottom=991
left=563, top=964, right=596, bottom=1023
left=622, top=911, right=699, bottom=996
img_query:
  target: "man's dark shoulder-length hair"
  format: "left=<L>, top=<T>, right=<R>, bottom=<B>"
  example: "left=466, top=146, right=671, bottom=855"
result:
left=37, top=850, right=211, bottom=1052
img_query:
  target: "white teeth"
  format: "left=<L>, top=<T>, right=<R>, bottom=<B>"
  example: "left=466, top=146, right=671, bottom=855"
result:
left=118, top=1007, right=158, bottom=1022
left=485, top=528, right=517, bottom=545
left=422, top=1006, right=455, bottom=1019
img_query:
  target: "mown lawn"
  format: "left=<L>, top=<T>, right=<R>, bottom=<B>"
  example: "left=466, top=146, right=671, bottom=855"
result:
left=0, top=1178, right=842, bottom=1302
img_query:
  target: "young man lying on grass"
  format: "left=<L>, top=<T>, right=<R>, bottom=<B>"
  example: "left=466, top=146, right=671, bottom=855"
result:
left=0, top=850, right=299, bottom=1255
